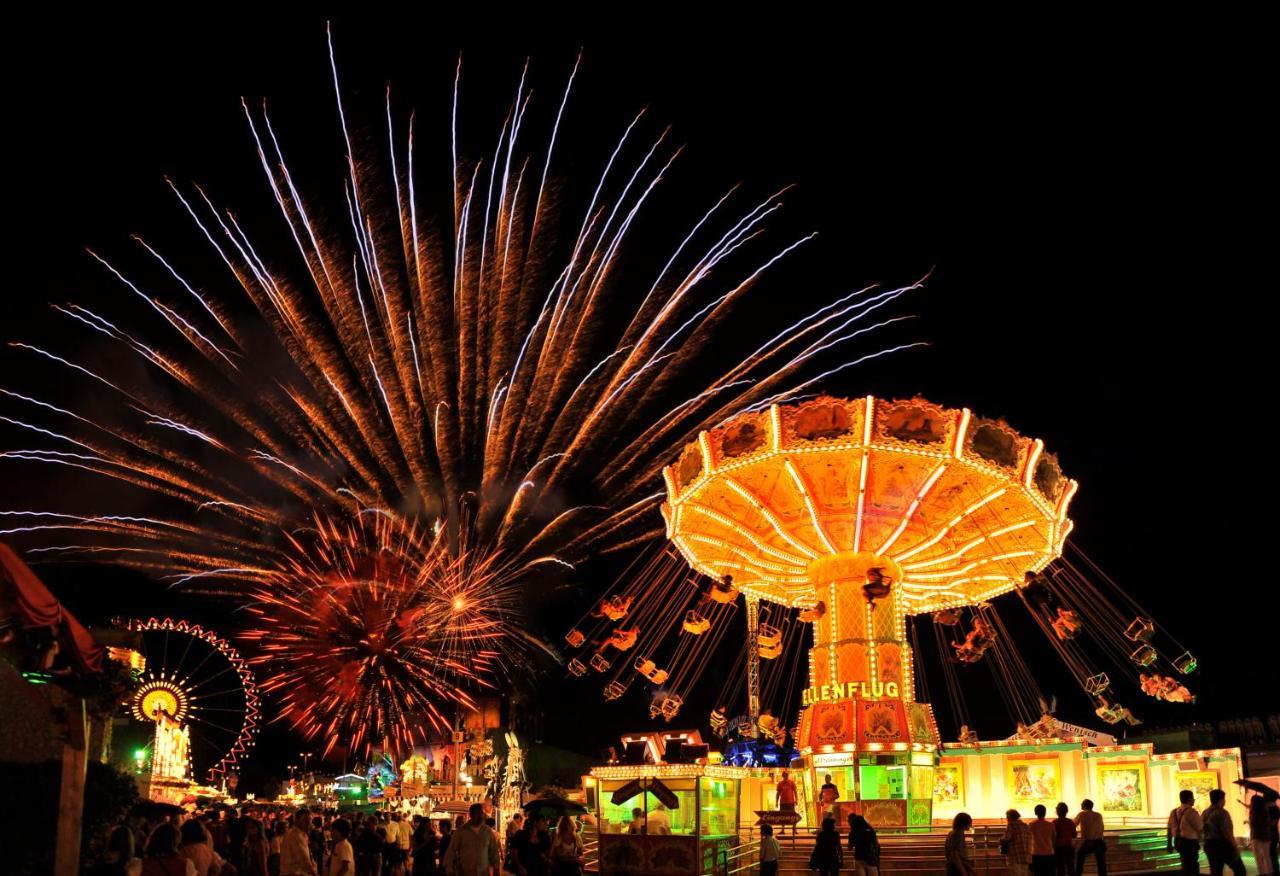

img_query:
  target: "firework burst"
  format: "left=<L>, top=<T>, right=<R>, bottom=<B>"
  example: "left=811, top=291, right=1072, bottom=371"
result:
left=240, top=512, right=520, bottom=755
left=1, top=34, right=920, bottom=751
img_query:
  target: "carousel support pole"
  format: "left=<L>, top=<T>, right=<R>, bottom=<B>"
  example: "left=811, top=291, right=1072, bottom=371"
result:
left=54, top=697, right=89, bottom=876
left=745, top=595, right=761, bottom=725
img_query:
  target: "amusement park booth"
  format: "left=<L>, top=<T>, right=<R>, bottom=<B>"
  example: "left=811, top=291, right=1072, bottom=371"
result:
left=588, top=760, right=746, bottom=876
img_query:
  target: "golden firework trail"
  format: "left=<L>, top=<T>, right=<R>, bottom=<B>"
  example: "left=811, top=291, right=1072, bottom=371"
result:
left=1, top=34, right=920, bottom=750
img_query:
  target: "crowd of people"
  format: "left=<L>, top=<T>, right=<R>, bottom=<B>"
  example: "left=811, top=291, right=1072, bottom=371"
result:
left=84, top=802, right=589, bottom=876
left=977, top=799, right=1107, bottom=876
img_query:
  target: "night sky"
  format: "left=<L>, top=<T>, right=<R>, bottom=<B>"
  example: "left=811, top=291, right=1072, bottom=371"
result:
left=6, top=14, right=1275, bottom=786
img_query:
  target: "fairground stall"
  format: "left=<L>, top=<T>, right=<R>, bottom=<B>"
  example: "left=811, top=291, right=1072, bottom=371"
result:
left=588, top=760, right=744, bottom=876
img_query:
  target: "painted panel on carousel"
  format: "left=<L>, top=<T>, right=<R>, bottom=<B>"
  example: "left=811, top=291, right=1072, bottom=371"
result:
left=857, top=699, right=907, bottom=746
left=808, top=700, right=857, bottom=748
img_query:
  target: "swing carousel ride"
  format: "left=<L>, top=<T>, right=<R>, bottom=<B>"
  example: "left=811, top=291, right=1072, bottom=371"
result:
left=570, top=395, right=1215, bottom=831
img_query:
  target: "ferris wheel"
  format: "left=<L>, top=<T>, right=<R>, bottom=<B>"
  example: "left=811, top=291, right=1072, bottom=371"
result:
left=126, top=618, right=260, bottom=782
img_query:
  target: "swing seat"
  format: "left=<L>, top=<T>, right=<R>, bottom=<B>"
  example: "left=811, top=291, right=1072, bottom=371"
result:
left=1084, top=672, right=1110, bottom=696
left=590, top=654, right=611, bottom=673
left=1172, top=651, right=1197, bottom=674
left=603, top=680, right=626, bottom=701
left=708, top=583, right=738, bottom=604
left=1129, top=644, right=1158, bottom=667
left=799, top=601, right=826, bottom=623
left=682, top=610, right=711, bottom=635
left=1124, top=617, right=1155, bottom=642
left=565, top=629, right=585, bottom=648
left=934, top=608, right=963, bottom=626
left=660, top=694, right=683, bottom=720
left=567, top=658, right=587, bottom=677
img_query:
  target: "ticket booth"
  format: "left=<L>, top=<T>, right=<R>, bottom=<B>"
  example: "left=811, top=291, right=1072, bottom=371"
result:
left=590, top=764, right=744, bottom=876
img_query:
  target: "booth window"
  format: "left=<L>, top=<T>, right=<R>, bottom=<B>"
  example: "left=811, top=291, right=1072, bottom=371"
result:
left=699, top=777, right=738, bottom=837
left=858, top=756, right=907, bottom=800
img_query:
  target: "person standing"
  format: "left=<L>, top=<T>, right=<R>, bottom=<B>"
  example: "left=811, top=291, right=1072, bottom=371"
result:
left=1052, top=803, right=1077, bottom=876
left=355, top=818, right=383, bottom=876
left=141, top=824, right=197, bottom=876
left=180, top=820, right=226, bottom=876
left=1074, top=799, right=1107, bottom=876
left=548, top=816, right=584, bottom=876
left=1202, top=790, right=1244, bottom=876
left=444, top=804, right=501, bottom=876
left=513, top=813, right=551, bottom=876
left=1029, top=805, right=1055, bottom=876
left=945, top=813, right=975, bottom=876
left=91, top=824, right=141, bottom=876
left=437, top=819, right=453, bottom=876
left=757, top=824, right=780, bottom=876
left=311, top=817, right=329, bottom=876
left=281, top=810, right=318, bottom=876
left=1003, top=809, right=1033, bottom=876
left=411, top=818, right=439, bottom=876
left=775, top=771, right=799, bottom=840
left=627, top=808, right=644, bottom=835
left=269, top=821, right=285, bottom=876
left=1250, top=796, right=1277, bottom=876
left=1167, top=790, right=1203, bottom=875
left=329, top=821, right=355, bottom=876
left=809, top=818, right=843, bottom=876
left=647, top=805, right=671, bottom=836
left=819, top=775, right=840, bottom=818
left=243, top=818, right=271, bottom=876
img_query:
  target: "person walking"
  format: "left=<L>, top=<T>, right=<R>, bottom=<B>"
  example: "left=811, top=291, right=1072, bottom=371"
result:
left=1029, top=805, right=1055, bottom=876
left=1074, top=799, right=1107, bottom=876
left=443, top=804, right=501, bottom=876
left=1251, top=796, right=1277, bottom=876
left=757, top=823, right=780, bottom=876
left=1167, top=789, right=1203, bottom=875
left=1003, top=809, right=1033, bottom=876
left=1202, top=790, right=1244, bottom=876
left=809, top=817, right=843, bottom=876
left=549, top=816, right=584, bottom=876
left=846, top=813, right=880, bottom=876
left=946, top=813, right=975, bottom=876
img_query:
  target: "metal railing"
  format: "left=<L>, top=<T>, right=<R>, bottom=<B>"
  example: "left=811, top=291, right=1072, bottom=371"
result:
left=718, top=839, right=760, bottom=876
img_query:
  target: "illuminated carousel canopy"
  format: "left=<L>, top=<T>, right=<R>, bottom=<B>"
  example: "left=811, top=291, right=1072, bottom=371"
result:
left=661, top=396, right=1076, bottom=614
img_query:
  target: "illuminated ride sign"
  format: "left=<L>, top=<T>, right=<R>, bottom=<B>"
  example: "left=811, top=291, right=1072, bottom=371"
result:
left=801, top=680, right=901, bottom=707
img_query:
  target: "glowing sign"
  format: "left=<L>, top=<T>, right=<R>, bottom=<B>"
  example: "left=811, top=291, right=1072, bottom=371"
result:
left=801, top=680, right=900, bottom=706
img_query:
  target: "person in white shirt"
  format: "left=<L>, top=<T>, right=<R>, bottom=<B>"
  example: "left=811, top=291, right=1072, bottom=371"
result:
left=1167, top=790, right=1203, bottom=875
left=758, top=823, right=781, bottom=876
left=646, top=805, right=671, bottom=836
left=329, top=819, right=355, bottom=876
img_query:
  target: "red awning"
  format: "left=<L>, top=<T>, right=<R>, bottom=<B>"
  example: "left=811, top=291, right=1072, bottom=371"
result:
left=0, top=542, right=104, bottom=674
